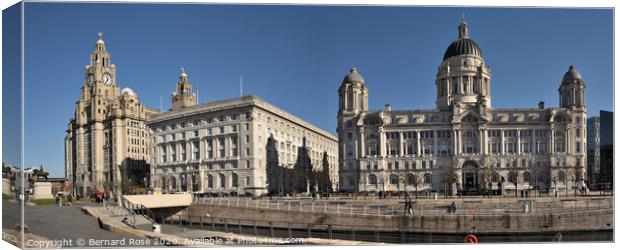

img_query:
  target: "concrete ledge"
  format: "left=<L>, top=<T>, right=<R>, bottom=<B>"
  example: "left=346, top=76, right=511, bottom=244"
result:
left=81, top=206, right=372, bottom=246
left=122, top=194, right=192, bottom=209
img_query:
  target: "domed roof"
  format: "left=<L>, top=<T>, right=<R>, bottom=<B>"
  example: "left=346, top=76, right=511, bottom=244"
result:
left=442, top=19, right=483, bottom=61
left=443, top=38, right=483, bottom=60
left=121, top=87, right=137, bottom=97
left=342, top=68, right=365, bottom=84
left=562, top=65, right=583, bottom=84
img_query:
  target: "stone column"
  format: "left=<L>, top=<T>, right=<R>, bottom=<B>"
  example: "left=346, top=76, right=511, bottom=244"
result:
left=532, top=130, right=537, bottom=154
left=379, top=127, right=386, bottom=157
left=456, top=130, right=462, bottom=155
left=516, top=129, right=521, bottom=155
left=399, top=132, right=405, bottom=157
left=452, top=130, right=457, bottom=156
left=479, top=129, right=484, bottom=155
left=500, top=130, right=505, bottom=155
left=550, top=128, right=555, bottom=154
left=416, top=131, right=421, bottom=156
left=360, top=129, right=366, bottom=157
left=433, top=130, right=438, bottom=156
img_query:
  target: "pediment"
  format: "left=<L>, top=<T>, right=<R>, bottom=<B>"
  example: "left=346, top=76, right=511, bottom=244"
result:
left=453, top=110, right=489, bottom=123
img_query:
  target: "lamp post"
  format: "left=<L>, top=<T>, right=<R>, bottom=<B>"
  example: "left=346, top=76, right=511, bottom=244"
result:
left=552, top=176, right=558, bottom=198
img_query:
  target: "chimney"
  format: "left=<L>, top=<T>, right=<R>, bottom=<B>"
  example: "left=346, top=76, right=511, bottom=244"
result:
left=385, top=104, right=392, bottom=112
left=538, top=101, right=545, bottom=109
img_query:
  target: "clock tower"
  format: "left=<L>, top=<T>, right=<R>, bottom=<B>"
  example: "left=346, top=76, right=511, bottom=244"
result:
left=66, top=33, right=157, bottom=198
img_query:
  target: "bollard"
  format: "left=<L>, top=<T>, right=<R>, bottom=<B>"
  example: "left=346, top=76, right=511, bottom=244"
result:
left=375, top=227, right=380, bottom=242
left=224, top=219, right=229, bottom=233
left=269, top=222, right=275, bottom=238
left=307, top=225, right=312, bottom=238
left=351, top=229, right=356, bottom=241
left=311, top=202, right=315, bottom=212
left=254, top=221, right=258, bottom=236
left=238, top=220, right=243, bottom=235
left=200, top=216, right=204, bottom=229
left=288, top=223, right=293, bottom=238
left=211, top=217, right=215, bottom=231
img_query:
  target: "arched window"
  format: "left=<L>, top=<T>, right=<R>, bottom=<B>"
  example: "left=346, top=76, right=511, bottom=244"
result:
left=207, top=175, right=213, bottom=188
left=368, top=174, right=377, bottom=185
left=232, top=173, right=239, bottom=187
left=424, top=173, right=432, bottom=184
left=169, top=176, right=177, bottom=190
left=492, top=172, right=500, bottom=183
left=523, top=172, right=531, bottom=183
left=389, top=175, right=398, bottom=185
left=558, top=171, right=566, bottom=185
left=407, top=174, right=415, bottom=185
left=508, top=172, right=518, bottom=183
left=219, top=174, right=226, bottom=188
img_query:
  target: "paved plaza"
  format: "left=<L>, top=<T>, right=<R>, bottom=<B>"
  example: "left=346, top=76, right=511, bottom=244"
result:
left=2, top=201, right=151, bottom=248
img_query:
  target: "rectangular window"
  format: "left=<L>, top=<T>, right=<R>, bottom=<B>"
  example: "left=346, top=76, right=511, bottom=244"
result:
left=161, top=145, right=167, bottom=163
left=207, top=139, right=213, bottom=158
left=245, top=177, right=250, bottom=186
left=194, top=130, right=199, bottom=137
left=231, top=136, right=238, bottom=157
left=171, top=144, right=177, bottom=162
left=522, top=142, right=530, bottom=153
left=218, top=139, right=225, bottom=158
left=180, top=142, right=186, bottom=161
left=192, top=141, right=200, bottom=160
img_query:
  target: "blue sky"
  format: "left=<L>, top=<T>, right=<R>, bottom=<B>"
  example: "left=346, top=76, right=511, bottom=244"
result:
left=11, top=3, right=613, bottom=177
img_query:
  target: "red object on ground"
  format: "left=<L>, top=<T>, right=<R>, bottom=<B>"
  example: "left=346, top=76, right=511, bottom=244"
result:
left=464, top=234, right=479, bottom=243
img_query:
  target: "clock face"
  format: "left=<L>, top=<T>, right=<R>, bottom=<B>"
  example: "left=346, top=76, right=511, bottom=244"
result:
left=102, top=73, right=112, bottom=85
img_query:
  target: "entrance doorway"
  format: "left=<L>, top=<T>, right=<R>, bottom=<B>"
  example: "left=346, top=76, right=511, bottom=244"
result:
left=461, top=160, right=480, bottom=195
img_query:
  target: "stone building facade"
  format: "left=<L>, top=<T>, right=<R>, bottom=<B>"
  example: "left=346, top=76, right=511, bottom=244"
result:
left=337, top=19, right=587, bottom=195
left=586, top=116, right=600, bottom=185
left=65, top=34, right=158, bottom=197
left=148, top=73, right=338, bottom=196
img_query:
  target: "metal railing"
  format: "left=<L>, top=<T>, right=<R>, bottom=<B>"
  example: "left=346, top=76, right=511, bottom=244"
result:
left=154, top=213, right=613, bottom=243
left=191, top=196, right=613, bottom=216
left=120, top=196, right=157, bottom=224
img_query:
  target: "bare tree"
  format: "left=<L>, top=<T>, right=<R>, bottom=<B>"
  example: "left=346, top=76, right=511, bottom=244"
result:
left=410, top=171, right=426, bottom=199
left=441, top=165, right=458, bottom=198
left=378, top=169, right=390, bottom=198
left=508, top=168, right=520, bottom=197
left=482, top=165, right=497, bottom=198
left=567, top=167, right=576, bottom=197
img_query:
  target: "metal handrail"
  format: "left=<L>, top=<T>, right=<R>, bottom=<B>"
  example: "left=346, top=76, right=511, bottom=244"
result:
left=120, top=196, right=156, bottom=224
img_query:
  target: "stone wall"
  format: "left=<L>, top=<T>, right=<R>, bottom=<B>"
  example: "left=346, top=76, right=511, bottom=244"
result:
left=185, top=203, right=613, bottom=234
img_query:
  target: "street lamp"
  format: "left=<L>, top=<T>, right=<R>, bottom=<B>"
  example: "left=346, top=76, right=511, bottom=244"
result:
left=552, top=176, right=558, bottom=198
